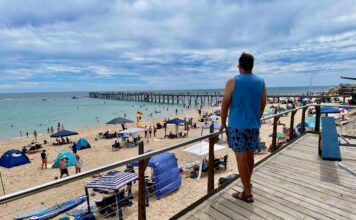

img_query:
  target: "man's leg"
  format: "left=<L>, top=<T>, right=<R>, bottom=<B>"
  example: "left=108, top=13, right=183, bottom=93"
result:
left=235, top=151, right=252, bottom=196
left=246, top=150, right=254, bottom=178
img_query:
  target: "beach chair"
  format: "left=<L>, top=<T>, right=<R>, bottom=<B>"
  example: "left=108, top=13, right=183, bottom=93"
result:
left=214, top=155, right=228, bottom=170
left=318, top=117, right=341, bottom=161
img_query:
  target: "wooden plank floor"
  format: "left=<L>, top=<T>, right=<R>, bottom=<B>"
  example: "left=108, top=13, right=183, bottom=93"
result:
left=180, top=133, right=356, bottom=220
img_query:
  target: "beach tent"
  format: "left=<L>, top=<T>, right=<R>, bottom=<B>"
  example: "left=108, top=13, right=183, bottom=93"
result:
left=0, top=149, right=30, bottom=168
left=50, top=130, right=78, bottom=138
left=106, top=117, right=134, bottom=125
left=52, top=151, right=76, bottom=168
left=76, top=138, right=91, bottom=150
left=130, top=152, right=181, bottom=199
left=320, top=106, right=340, bottom=114
left=85, top=170, right=138, bottom=220
left=165, top=118, right=185, bottom=136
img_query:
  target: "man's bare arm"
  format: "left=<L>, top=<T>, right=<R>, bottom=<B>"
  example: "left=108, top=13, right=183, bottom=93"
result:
left=260, top=82, right=267, bottom=118
left=221, top=78, right=235, bottom=130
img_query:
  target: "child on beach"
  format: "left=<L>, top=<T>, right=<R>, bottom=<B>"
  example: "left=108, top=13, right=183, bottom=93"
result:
left=59, top=157, right=69, bottom=178
left=74, top=155, right=83, bottom=174
left=41, top=150, right=48, bottom=169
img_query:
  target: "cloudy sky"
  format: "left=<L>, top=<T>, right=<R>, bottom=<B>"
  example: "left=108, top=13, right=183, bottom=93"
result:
left=0, top=0, right=356, bottom=92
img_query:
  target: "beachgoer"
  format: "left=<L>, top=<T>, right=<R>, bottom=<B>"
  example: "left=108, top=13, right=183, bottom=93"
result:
left=148, top=126, right=152, bottom=138
left=221, top=53, right=266, bottom=203
left=66, top=137, right=70, bottom=144
left=153, top=126, right=157, bottom=137
left=20, top=130, right=22, bottom=137
left=59, top=157, right=69, bottom=178
left=144, top=127, right=148, bottom=138
left=74, top=155, right=83, bottom=174
left=50, top=126, right=54, bottom=134
left=41, top=150, right=48, bottom=169
left=176, top=109, right=178, bottom=115
left=33, top=130, right=38, bottom=142
left=47, top=127, right=50, bottom=134
left=72, top=143, right=77, bottom=154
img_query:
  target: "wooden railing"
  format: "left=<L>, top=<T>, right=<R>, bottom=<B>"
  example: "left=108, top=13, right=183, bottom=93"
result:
left=1, top=104, right=354, bottom=219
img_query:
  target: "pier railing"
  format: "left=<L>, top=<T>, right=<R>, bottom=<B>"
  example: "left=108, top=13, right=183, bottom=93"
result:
left=1, top=103, right=355, bottom=219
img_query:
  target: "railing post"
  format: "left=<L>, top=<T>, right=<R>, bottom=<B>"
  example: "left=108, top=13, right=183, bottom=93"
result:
left=289, top=110, right=296, bottom=141
left=138, top=141, right=148, bottom=220
left=208, top=124, right=215, bottom=193
left=315, top=105, right=321, bottom=133
left=301, top=106, right=308, bottom=133
left=271, top=108, right=280, bottom=152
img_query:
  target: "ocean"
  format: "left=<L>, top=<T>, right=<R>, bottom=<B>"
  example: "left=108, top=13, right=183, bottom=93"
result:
left=0, top=86, right=331, bottom=140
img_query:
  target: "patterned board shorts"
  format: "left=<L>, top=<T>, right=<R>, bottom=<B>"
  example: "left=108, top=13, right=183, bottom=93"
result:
left=226, top=127, right=260, bottom=153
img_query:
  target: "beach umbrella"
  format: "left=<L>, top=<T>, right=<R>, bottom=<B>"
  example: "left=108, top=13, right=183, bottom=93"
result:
left=50, top=130, right=78, bottom=138
left=106, top=117, right=134, bottom=125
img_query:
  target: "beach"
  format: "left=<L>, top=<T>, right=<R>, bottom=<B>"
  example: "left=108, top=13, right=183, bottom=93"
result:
left=0, top=101, right=313, bottom=220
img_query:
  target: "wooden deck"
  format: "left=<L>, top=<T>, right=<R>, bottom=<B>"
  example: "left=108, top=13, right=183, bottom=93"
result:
left=178, top=133, right=356, bottom=220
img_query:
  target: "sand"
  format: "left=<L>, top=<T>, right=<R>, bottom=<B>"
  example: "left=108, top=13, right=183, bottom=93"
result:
left=0, top=104, right=341, bottom=220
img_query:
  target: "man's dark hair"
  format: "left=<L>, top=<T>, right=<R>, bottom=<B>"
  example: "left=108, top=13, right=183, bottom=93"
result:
left=239, top=52, right=254, bottom=72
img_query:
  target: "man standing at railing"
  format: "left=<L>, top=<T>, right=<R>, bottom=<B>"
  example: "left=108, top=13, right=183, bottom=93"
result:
left=221, top=52, right=266, bottom=203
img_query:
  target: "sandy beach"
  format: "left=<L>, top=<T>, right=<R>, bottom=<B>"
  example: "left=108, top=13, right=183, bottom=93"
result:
left=1, top=103, right=350, bottom=220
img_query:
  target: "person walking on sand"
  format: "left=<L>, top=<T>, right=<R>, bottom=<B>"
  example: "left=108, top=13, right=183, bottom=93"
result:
left=220, top=53, right=266, bottom=203
left=41, top=150, right=48, bottom=169
left=153, top=126, right=157, bottom=137
left=74, top=155, right=83, bottom=174
left=59, top=157, right=69, bottom=178
left=33, top=130, right=38, bottom=142
left=148, top=126, right=152, bottom=138
left=26, top=131, right=29, bottom=138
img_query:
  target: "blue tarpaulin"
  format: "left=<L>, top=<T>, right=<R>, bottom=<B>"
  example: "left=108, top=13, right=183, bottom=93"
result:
left=130, top=152, right=181, bottom=199
left=0, top=150, right=30, bottom=168
left=51, top=130, right=78, bottom=138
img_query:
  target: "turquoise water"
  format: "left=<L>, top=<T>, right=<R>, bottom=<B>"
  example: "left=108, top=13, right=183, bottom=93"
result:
left=0, top=86, right=331, bottom=140
left=0, top=92, right=184, bottom=140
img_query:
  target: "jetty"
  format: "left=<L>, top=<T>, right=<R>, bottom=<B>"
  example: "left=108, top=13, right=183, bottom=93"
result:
left=89, top=91, right=349, bottom=106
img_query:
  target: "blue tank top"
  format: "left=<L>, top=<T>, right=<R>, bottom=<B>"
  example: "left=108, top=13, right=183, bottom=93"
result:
left=228, top=74, right=265, bottom=129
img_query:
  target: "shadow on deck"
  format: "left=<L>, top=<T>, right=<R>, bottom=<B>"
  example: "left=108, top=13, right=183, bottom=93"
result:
left=174, top=133, right=356, bottom=220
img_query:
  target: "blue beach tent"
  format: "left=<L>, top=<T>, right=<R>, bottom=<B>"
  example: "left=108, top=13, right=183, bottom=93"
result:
left=0, top=149, right=30, bottom=168
left=76, top=138, right=91, bottom=150
left=50, top=130, right=78, bottom=138
left=130, top=152, right=182, bottom=199
left=52, top=151, right=76, bottom=168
